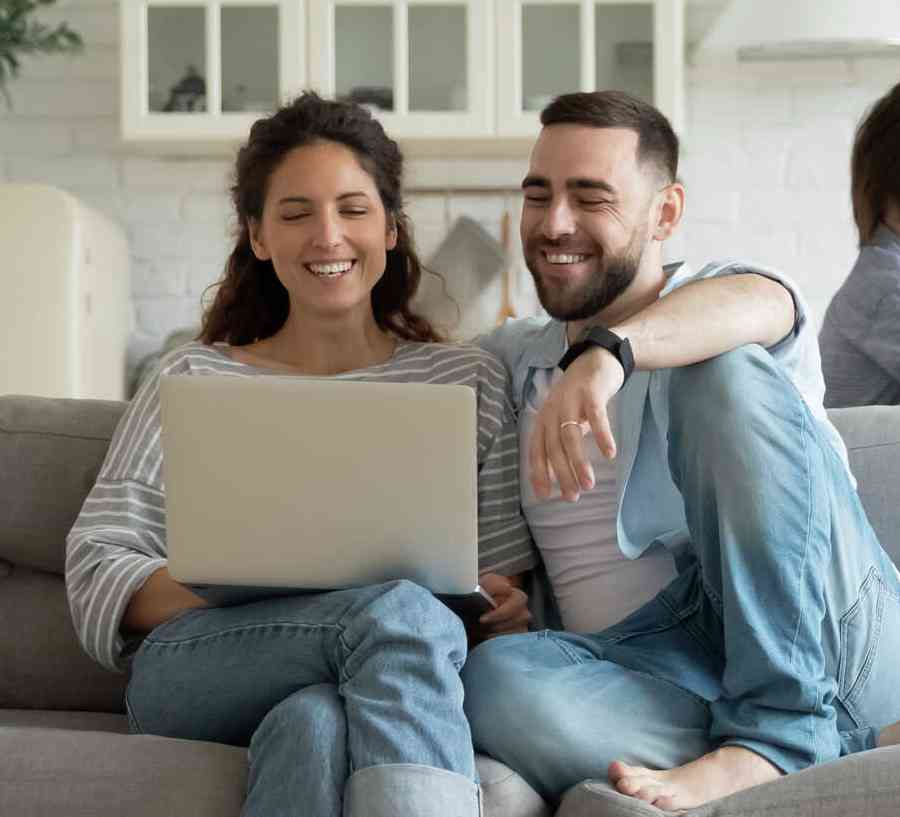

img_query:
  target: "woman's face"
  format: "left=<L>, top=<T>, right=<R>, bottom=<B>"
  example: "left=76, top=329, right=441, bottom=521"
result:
left=249, top=140, right=397, bottom=321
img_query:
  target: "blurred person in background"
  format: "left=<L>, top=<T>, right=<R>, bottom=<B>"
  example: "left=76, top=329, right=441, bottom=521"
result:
left=820, top=81, right=900, bottom=407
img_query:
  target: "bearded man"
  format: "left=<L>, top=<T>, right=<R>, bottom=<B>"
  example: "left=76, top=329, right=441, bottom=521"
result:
left=464, top=90, right=900, bottom=812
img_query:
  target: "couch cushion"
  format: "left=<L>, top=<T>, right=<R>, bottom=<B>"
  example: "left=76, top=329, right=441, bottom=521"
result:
left=0, top=709, right=128, bottom=732
left=696, top=745, right=900, bottom=817
left=0, top=565, right=126, bottom=712
left=0, top=721, right=544, bottom=817
left=556, top=746, right=900, bottom=817
left=828, top=406, right=900, bottom=567
left=0, top=726, right=248, bottom=817
left=0, top=395, right=125, bottom=574
left=555, top=746, right=900, bottom=817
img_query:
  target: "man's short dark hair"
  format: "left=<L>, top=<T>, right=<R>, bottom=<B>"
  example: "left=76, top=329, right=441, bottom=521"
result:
left=540, top=91, right=679, bottom=184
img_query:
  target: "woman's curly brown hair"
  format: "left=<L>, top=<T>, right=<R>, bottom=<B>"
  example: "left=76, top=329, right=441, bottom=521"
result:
left=199, top=91, right=442, bottom=345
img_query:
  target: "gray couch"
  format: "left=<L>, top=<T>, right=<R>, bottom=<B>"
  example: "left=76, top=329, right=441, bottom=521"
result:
left=2, top=394, right=900, bottom=817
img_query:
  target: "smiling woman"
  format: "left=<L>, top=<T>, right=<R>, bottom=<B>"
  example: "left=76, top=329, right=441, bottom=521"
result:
left=198, top=92, right=441, bottom=359
left=64, top=92, right=536, bottom=817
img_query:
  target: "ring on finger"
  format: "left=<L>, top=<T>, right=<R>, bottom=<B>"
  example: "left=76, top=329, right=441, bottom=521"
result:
left=559, top=420, right=582, bottom=431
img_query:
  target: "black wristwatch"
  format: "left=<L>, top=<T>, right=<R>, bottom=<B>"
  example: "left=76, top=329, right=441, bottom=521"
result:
left=557, top=326, right=635, bottom=386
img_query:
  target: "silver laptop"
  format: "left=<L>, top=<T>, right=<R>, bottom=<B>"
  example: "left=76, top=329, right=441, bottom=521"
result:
left=159, top=374, right=487, bottom=601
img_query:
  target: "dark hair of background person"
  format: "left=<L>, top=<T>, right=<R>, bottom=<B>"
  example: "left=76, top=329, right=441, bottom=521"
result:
left=851, top=81, right=900, bottom=245
left=199, top=91, right=443, bottom=345
left=540, top=90, right=679, bottom=185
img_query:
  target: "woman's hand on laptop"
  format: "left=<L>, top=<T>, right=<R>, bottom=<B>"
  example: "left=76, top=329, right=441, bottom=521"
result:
left=476, top=572, right=531, bottom=640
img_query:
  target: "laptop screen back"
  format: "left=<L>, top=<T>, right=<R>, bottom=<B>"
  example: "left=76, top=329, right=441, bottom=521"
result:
left=160, top=374, right=479, bottom=595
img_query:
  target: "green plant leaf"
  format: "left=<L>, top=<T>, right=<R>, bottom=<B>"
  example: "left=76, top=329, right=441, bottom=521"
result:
left=0, top=0, right=84, bottom=107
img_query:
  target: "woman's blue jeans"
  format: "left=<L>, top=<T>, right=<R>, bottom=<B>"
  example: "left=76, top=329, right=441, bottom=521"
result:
left=461, top=345, right=900, bottom=803
left=126, top=579, right=481, bottom=817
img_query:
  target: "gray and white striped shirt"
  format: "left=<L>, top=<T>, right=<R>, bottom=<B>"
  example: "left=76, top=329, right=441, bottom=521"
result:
left=66, top=340, right=536, bottom=672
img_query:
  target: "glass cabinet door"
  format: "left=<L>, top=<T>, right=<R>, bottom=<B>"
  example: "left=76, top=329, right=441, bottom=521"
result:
left=147, top=6, right=207, bottom=114
left=408, top=4, right=468, bottom=112
left=335, top=4, right=395, bottom=112
left=221, top=5, right=280, bottom=113
left=497, top=0, right=589, bottom=137
left=594, top=2, right=654, bottom=105
left=122, top=0, right=305, bottom=141
left=521, top=3, right=580, bottom=112
left=497, top=0, right=683, bottom=137
left=308, top=0, right=493, bottom=139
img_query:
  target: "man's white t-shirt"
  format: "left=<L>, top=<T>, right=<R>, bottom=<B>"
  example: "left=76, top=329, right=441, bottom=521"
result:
left=519, top=367, right=677, bottom=633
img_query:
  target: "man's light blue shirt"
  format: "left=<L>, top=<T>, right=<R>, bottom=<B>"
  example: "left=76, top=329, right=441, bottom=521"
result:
left=479, top=259, right=850, bottom=560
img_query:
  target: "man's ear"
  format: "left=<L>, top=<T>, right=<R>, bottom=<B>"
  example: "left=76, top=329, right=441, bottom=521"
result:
left=248, top=218, right=271, bottom=260
left=652, top=182, right=685, bottom=242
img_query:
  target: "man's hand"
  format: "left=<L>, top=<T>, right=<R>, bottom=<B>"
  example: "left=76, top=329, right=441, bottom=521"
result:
left=475, top=572, right=531, bottom=641
left=529, top=347, right=624, bottom=502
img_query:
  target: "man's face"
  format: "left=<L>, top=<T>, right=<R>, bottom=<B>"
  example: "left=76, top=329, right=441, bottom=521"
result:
left=520, top=125, right=659, bottom=321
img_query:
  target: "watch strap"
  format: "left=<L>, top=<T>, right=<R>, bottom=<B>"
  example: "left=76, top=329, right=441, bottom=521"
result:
left=558, top=326, right=635, bottom=386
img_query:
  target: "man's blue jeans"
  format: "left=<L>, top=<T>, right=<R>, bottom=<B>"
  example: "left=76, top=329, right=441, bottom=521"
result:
left=126, top=579, right=481, bottom=817
left=461, top=345, right=900, bottom=803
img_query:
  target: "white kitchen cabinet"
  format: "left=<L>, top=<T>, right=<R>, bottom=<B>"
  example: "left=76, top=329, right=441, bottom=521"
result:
left=120, top=0, right=683, bottom=145
left=307, top=0, right=494, bottom=139
left=495, top=0, right=683, bottom=137
left=121, top=0, right=306, bottom=141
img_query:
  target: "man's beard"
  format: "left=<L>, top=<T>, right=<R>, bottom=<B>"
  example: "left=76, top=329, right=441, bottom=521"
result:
left=527, top=230, right=646, bottom=322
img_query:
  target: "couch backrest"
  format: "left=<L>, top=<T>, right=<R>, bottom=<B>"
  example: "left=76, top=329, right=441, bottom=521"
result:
left=828, top=406, right=900, bottom=566
left=2, top=395, right=900, bottom=712
left=0, top=396, right=127, bottom=712
left=0, top=396, right=126, bottom=573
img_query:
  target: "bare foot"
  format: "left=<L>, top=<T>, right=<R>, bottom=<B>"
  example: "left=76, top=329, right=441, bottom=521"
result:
left=608, top=746, right=782, bottom=811
left=877, top=720, right=900, bottom=748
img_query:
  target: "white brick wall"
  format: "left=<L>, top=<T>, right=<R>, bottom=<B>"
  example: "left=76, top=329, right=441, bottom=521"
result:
left=2, top=0, right=898, bottom=376
left=121, top=158, right=231, bottom=193
left=8, top=155, right=119, bottom=188
left=4, top=78, right=117, bottom=117
left=678, top=55, right=899, bottom=325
